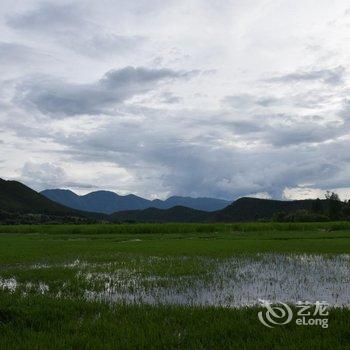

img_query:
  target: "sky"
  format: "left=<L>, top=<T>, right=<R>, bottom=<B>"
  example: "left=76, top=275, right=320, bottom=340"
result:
left=1, top=0, right=350, bottom=200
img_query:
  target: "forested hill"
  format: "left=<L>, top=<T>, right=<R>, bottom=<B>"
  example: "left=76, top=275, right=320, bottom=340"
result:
left=111, top=196, right=348, bottom=223
left=0, top=179, right=106, bottom=223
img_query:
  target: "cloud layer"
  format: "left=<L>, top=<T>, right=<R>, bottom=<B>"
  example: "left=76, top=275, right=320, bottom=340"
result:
left=16, top=67, right=195, bottom=116
left=1, top=0, right=350, bottom=200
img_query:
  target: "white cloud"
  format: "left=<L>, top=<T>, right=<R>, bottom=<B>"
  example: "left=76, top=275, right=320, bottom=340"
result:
left=1, top=0, right=350, bottom=200
left=283, top=187, right=350, bottom=201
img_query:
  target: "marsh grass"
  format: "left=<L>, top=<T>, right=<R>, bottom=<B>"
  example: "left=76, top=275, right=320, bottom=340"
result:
left=1, top=223, right=350, bottom=349
left=0, top=294, right=350, bottom=350
left=2, top=221, right=350, bottom=235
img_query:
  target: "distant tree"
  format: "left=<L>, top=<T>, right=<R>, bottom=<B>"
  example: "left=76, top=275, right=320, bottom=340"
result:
left=325, top=191, right=340, bottom=201
left=325, top=191, right=342, bottom=220
left=272, top=211, right=287, bottom=222
left=311, top=198, right=323, bottom=214
left=342, top=199, right=350, bottom=219
left=272, top=210, right=328, bottom=222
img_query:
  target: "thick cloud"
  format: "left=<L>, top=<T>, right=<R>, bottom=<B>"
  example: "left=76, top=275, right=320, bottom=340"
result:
left=338, top=99, right=350, bottom=121
left=15, top=67, right=195, bottom=117
left=20, top=161, right=95, bottom=190
left=7, top=2, right=145, bottom=57
left=22, top=105, right=345, bottom=200
left=265, top=119, right=345, bottom=147
left=7, top=3, right=82, bottom=32
left=267, top=66, right=346, bottom=86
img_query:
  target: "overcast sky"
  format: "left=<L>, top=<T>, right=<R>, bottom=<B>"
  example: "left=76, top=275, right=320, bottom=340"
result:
left=1, top=0, right=350, bottom=200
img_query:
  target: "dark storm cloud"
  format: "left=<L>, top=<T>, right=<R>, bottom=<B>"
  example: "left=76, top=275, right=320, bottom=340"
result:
left=29, top=105, right=346, bottom=200
left=266, top=121, right=343, bottom=147
left=15, top=67, right=196, bottom=117
left=267, top=66, right=346, bottom=85
left=65, top=128, right=340, bottom=199
left=5, top=98, right=350, bottom=199
left=216, top=110, right=347, bottom=147
left=7, top=2, right=145, bottom=57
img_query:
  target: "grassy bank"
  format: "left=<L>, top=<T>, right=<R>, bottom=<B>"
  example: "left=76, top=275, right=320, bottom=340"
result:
left=0, top=223, right=350, bottom=264
left=1, top=295, right=349, bottom=350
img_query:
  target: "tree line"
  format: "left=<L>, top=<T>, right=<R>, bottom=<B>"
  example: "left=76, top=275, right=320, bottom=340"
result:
left=273, top=191, right=350, bottom=222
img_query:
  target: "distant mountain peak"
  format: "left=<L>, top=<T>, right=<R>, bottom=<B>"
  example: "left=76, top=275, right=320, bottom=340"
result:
left=41, top=189, right=231, bottom=214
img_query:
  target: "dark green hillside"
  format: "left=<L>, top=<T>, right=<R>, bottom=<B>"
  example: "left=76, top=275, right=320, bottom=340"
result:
left=212, top=197, right=315, bottom=221
left=111, top=206, right=208, bottom=223
left=111, top=196, right=349, bottom=223
left=212, top=196, right=348, bottom=222
left=0, top=178, right=108, bottom=223
left=0, top=179, right=74, bottom=214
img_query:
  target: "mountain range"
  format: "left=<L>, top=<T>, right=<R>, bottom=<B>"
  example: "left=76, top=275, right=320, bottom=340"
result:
left=111, top=197, right=320, bottom=223
left=0, top=177, right=337, bottom=223
left=41, top=189, right=231, bottom=214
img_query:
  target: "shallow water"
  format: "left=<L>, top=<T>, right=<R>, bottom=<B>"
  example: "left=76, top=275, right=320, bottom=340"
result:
left=1, top=254, right=349, bottom=307
left=0, top=277, right=49, bottom=294
left=83, top=254, right=350, bottom=307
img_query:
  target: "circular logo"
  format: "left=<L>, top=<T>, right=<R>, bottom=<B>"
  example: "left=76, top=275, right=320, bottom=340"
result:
left=258, top=300, right=293, bottom=328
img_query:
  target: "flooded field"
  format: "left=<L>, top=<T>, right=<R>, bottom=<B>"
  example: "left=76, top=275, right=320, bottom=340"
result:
left=1, top=224, right=350, bottom=349
left=1, top=254, right=349, bottom=307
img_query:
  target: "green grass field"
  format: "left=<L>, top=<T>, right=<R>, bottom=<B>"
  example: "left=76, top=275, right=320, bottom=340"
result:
left=1, top=223, right=350, bottom=349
